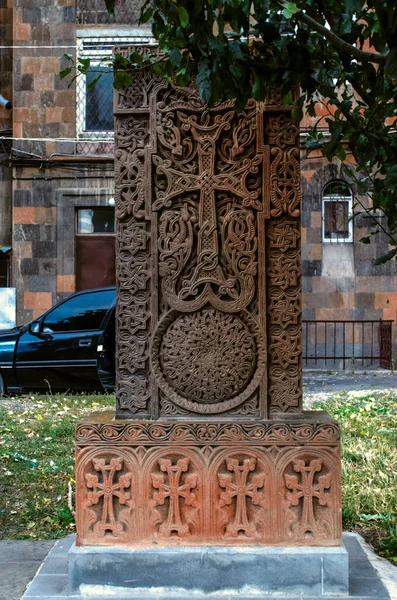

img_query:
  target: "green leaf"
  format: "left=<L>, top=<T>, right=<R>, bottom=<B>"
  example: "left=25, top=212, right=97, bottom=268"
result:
left=114, top=71, right=132, bottom=90
left=359, top=235, right=371, bottom=244
left=169, top=48, right=182, bottom=67
left=374, top=248, right=397, bottom=266
left=60, top=53, right=73, bottom=62
left=140, top=6, right=154, bottom=24
left=177, top=6, right=189, bottom=28
left=87, top=74, right=101, bottom=92
left=59, top=67, right=72, bottom=80
left=103, top=0, right=115, bottom=17
left=252, top=71, right=266, bottom=101
left=197, top=61, right=212, bottom=102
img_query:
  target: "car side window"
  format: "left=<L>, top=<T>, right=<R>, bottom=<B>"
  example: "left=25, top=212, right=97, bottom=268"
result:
left=41, top=291, right=115, bottom=333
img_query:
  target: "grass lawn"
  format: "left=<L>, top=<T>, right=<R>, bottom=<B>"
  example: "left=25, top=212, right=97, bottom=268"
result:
left=0, top=390, right=396, bottom=563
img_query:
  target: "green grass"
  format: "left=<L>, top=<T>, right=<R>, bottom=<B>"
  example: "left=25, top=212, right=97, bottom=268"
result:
left=0, top=390, right=396, bottom=564
left=0, top=393, right=113, bottom=540
left=313, top=390, right=397, bottom=564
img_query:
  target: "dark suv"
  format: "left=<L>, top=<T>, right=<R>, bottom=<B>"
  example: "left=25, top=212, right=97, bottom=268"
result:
left=0, top=287, right=116, bottom=395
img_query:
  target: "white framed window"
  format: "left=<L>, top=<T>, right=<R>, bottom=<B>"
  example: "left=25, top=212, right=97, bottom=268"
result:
left=76, top=34, right=154, bottom=142
left=322, top=182, right=353, bottom=243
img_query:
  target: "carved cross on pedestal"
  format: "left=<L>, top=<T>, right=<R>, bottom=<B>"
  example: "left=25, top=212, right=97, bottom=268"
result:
left=152, top=457, right=197, bottom=537
left=285, top=458, right=331, bottom=537
left=153, top=110, right=263, bottom=312
left=85, top=457, right=133, bottom=537
left=218, top=457, right=265, bottom=537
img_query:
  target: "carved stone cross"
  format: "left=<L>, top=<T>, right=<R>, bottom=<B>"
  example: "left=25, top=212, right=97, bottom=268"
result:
left=153, top=108, right=263, bottom=313
left=152, top=457, right=197, bottom=537
left=85, top=457, right=133, bottom=537
left=285, top=458, right=331, bottom=537
left=218, top=457, right=265, bottom=537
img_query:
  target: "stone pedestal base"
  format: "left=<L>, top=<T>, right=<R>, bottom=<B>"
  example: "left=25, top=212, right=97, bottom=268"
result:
left=68, top=543, right=349, bottom=597
left=74, top=411, right=342, bottom=548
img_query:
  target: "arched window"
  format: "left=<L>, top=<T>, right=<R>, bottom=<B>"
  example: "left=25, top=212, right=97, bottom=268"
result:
left=322, top=182, right=353, bottom=243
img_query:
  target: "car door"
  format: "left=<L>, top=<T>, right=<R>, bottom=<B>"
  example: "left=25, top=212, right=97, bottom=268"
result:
left=15, top=289, right=115, bottom=392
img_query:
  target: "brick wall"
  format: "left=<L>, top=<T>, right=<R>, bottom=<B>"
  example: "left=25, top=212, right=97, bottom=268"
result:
left=0, top=0, right=13, bottom=248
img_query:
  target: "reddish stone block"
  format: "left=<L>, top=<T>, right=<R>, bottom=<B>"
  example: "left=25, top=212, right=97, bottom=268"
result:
left=74, top=415, right=342, bottom=547
left=24, top=291, right=52, bottom=310
left=57, top=274, right=75, bottom=293
left=13, top=207, right=35, bottom=224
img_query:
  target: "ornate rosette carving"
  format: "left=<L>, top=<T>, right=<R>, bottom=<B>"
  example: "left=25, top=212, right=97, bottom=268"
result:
left=151, top=308, right=266, bottom=414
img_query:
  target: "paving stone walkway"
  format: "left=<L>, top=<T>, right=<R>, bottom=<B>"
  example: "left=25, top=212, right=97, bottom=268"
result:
left=13, top=533, right=396, bottom=600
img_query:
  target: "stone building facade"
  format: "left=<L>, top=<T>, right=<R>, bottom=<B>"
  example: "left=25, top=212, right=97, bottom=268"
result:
left=0, top=0, right=396, bottom=363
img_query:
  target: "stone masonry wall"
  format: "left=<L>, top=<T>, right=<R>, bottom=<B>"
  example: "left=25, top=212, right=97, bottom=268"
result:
left=0, top=0, right=13, bottom=248
left=301, top=154, right=397, bottom=362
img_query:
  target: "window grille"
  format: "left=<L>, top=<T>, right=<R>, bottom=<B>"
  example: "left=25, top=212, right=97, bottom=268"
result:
left=76, top=0, right=145, bottom=25
left=322, top=182, right=353, bottom=243
left=76, top=35, right=154, bottom=155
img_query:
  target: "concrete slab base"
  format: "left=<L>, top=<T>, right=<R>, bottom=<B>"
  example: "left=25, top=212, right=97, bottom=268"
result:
left=68, top=543, right=349, bottom=597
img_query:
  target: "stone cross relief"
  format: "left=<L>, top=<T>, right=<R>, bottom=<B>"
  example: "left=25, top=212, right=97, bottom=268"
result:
left=152, top=457, right=198, bottom=537
left=285, top=458, right=331, bottom=538
left=218, top=457, right=265, bottom=537
left=154, top=105, right=262, bottom=313
left=85, top=457, right=133, bottom=537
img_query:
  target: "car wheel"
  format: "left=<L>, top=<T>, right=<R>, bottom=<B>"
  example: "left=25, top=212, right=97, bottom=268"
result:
left=0, top=371, right=5, bottom=396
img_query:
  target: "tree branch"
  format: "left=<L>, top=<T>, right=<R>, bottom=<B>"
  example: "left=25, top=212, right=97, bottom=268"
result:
left=295, top=11, right=387, bottom=65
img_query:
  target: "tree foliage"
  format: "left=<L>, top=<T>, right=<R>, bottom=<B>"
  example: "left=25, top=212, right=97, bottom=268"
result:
left=65, top=1, right=397, bottom=261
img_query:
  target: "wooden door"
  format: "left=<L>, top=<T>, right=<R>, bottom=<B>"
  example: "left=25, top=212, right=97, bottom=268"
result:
left=76, top=236, right=115, bottom=291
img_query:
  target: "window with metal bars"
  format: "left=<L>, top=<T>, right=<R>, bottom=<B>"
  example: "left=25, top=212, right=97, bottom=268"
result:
left=76, top=35, right=154, bottom=154
left=322, top=182, right=353, bottom=243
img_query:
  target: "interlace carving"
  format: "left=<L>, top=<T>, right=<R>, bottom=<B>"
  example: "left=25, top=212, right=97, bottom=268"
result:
left=114, top=60, right=302, bottom=417
left=154, top=99, right=262, bottom=313
left=285, top=458, right=331, bottom=538
left=218, top=457, right=265, bottom=537
left=152, top=457, right=197, bottom=537
left=85, top=457, right=134, bottom=537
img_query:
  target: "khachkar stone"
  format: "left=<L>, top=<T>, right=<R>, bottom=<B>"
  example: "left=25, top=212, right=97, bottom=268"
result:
left=74, top=55, right=342, bottom=549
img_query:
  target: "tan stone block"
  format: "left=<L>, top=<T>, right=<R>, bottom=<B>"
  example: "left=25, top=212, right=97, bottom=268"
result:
left=41, top=57, right=62, bottom=74
left=34, top=207, right=56, bottom=225
left=14, top=242, right=32, bottom=259
left=34, top=74, right=55, bottom=91
left=46, top=107, right=63, bottom=123
left=356, top=276, right=376, bottom=293
left=62, top=106, right=75, bottom=123
left=315, top=308, right=336, bottom=320
left=13, top=122, right=23, bottom=138
left=310, top=244, right=322, bottom=260
left=21, top=57, right=41, bottom=75
left=55, top=90, right=75, bottom=107
left=310, top=211, right=322, bottom=229
left=13, top=207, right=35, bottom=224
left=301, top=227, right=307, bottom=245
left=312, top=277, right=336, bottom=294
left=45, top=141, right=57, bottom=156
left=24, top=292, right=53, bottom=310
left=338, top=292, right=354, bottom=309
left=13, top=108, right=31, bottom=123
left=57, top=275, right=75, bottom=293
